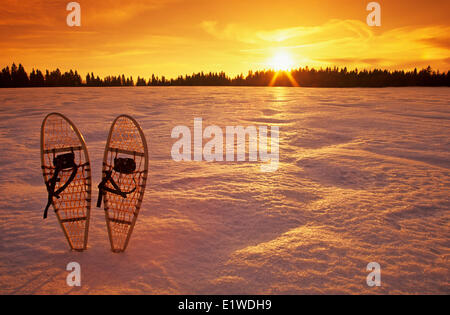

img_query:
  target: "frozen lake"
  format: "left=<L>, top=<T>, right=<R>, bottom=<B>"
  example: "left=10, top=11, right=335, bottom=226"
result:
left=0, top=87, right=449, bottom=294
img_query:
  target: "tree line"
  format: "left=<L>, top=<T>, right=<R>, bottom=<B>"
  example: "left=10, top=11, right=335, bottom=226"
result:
left=1, top=63, right=449, bottom=88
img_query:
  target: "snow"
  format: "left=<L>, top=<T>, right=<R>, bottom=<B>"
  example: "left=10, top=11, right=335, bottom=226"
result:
left=0, top=86, right=449, bottom=294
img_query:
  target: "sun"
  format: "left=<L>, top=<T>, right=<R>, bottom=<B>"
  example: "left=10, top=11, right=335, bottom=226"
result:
left=269, top=51, right=295, bottom=71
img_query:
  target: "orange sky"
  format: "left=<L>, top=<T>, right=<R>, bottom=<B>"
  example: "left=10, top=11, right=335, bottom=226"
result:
left=1, top=0, right=449, bottom=79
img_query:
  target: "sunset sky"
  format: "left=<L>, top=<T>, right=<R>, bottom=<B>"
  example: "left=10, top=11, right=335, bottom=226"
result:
left=1, top=0, right=449, bottom=78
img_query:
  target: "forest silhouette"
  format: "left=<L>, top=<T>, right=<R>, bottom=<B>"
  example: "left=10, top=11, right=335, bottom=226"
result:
left=1, top=63, right=449, bottom=88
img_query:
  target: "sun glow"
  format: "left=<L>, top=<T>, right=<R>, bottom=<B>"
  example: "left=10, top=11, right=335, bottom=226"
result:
left=268, top=51, right=295, bottom=71
left=267, top=50, right=300, bottom=87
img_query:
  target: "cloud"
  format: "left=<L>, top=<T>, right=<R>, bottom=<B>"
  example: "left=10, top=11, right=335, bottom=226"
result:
left=319, top=58, right=385, bottom=66
left=86, top=0, right=179, bottom=25
left=201, top=19, right=374, bottom=45
left=257, top=20, right=373, bottom=43
left=0, top=0, right=179, bottom=27
left=200, top=21, right=258, bottom=44
left=419, top=37, right=450, bottom=50
left=200, top=19, right=450, bottom=70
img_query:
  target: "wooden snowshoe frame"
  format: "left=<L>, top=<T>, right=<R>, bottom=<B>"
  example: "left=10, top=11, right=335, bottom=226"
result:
left=40, top=113, right=92, bottom=251
left=100, top=115, right=148, bottom=253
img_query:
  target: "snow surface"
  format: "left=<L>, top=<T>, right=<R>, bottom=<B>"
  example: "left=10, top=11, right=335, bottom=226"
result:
left=0, top=87, right=448, bottom=294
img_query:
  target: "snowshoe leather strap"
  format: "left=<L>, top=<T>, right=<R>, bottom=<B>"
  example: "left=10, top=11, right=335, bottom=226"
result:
left=113, top=158, right=136, bottom=174
left=43, top=153, right=78, bottom=219
left=97, top=170, right=136, bottom=208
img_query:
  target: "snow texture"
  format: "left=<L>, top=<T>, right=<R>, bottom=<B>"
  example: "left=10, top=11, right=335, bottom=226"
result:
left=0, top=87, right=449, bottom=294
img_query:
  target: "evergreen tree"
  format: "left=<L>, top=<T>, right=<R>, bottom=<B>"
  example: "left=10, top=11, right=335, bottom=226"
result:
left=0, top=66, right=12, bottom=87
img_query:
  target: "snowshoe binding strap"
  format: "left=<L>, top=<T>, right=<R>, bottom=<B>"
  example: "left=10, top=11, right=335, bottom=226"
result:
left=113, top=158, right=136, bottom=174
left=96, top=160, right=137, bottom=208
left=43, top=152, right=78, bottom=219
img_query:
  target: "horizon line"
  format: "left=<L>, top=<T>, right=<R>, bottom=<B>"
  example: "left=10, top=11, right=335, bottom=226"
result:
left=1, top=63, right=449, bottom=88
left=3, top=62, right=450, bottom=79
